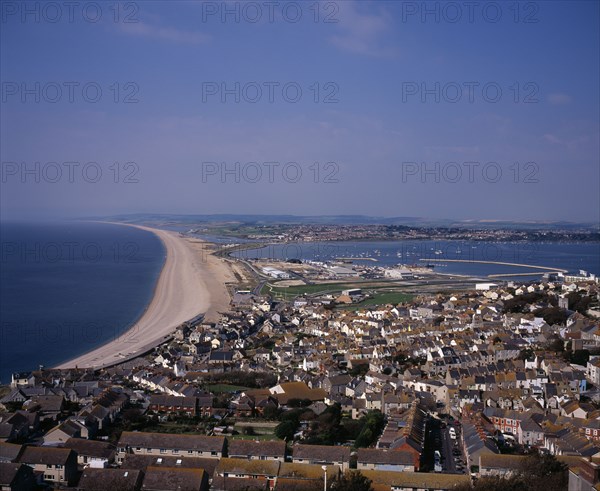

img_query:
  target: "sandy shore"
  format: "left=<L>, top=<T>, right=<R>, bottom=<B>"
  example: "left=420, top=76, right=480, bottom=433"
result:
left=56, top=223, right=233, bottom=369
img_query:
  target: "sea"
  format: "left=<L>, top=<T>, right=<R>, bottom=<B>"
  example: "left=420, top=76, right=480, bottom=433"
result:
left=1, top=222, right=598, bottom=383
left=0, top=221, right=165, bottom=383
left=230, top=240, right=600, bottom=279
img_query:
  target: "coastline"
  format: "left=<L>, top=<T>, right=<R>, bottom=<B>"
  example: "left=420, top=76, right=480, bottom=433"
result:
left=55, top=223, right=234, bottom=369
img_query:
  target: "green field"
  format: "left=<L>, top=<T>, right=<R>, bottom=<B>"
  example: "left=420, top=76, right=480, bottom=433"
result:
left=263, top=279, right=413, bottom=308
left=232, top=421, right=279, bottom=439
left=263, top=281, right=401, bottom=298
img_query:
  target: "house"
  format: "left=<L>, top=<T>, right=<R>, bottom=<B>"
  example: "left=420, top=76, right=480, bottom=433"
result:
left=276, top=462, right=340, bottom=489
left=117, top=432, right=225, bottom=463
left=0, top=462, right=36, bottom=491
left=43, top=420, right=89, bottom=446
left=517, top=417, right=544, bottom=446
left=0, top=443, right=23, bottom=464
left=292, top=444, right=350, bottom=471
left=213, top=458, right=279, bottom=490
left=479, top=454, right=526, bottom=477
left=77, top=468, right=143, bottom=491
left=0, top=413, right=30, bottom=443
left=567, top=457, right=600, bottom=491
left=208, top=350, right=235, bottom=364
left=268, top=382, right=326, bottom=407
left=120, top=455, right=219, bottom=478
left=356, top=448, right=416, bottom=472
left=227, top=440, right=286, bottom=462
left=23, top=395, right=64, bottom=421
left=586, top=358, right=600, bottom=386
left=149, top=395, right=197, bottom=417
left=63, top=438, right=115, bottom=468
left=322, top=375, right=352, bottom=396
left=16, top=446, right=78, bottom=485
left=141, top=466, right=209, bottom=491
left=10, top=373, right=35, bottom=388
left=360, top=469, right=471, bottom=491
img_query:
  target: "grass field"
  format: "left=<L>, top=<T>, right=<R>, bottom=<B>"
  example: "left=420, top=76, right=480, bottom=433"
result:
left=339, top=291, right=413, bottom=309
left=263, top=279, right=414, bottom=308
left=264, top=280, right=402, bottom=298
left=232, top=421, right=279, bottom=440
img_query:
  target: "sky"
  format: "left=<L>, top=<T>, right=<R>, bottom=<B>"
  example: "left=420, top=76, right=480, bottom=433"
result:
left=1, top=0, right=599, bottom=222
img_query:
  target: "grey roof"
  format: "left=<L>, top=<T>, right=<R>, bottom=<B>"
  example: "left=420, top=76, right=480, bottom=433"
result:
left=63, top=438, right=115, bottom=459
left=78, top=468, right=142, bottom=491
left=293, top=444, right=350, bottom=462
left=0, top=442, right=23, bottom=463
left=17, top=446, right=74, bottom=465
left=118, top=432, right=225, bottom=453
left=228, top=440, right=286, bottom=458
left=121, top=454, right=219, bottom=476
left=357, top=448, right=415, bottom=466
left=142, top=466, right=206, bottom=491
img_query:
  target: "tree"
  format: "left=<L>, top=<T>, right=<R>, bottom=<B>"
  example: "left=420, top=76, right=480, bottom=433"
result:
left=355, top=410, right=385, bottom=448
left=262, top=405, right=280, bottom=420
left=546, top=337, right=565, bottom=353
left=571, top=349, right=590, bottom=366
left=533, top=307, right=568, bottom=326
left=275, top=419, right=298, bottom=441
left=121, top=408, right=146, bottom=430
left=355, top=428, right=373, bottom=448
left=331, top=471, right=373, bottom=491
left=349, top=363, right=370, bottom=377
left=455, top=452, right=568, bottom=491
left=288, top=398, right=312, bottom=408
left=242, top=425, right=255, bottom=436
left=518, top=348, right=535, bottom=361
left=514, top=451, right=568, bottom=491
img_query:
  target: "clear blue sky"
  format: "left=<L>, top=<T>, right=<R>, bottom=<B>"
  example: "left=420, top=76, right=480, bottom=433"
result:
left=1, top=0, right=598, bottom=222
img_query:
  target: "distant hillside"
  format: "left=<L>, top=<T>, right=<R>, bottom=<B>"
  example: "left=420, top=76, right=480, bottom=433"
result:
left=80, top=213, right=599, bottom=232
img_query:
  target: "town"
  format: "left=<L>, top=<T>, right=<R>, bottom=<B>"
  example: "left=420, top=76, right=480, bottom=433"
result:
left=179, top=220, right=600, bottom=244
left=2, top=258, right=600, bottom=491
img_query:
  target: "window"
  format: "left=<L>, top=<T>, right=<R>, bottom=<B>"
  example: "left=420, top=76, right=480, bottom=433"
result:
left=160, top=449, right=166, bottom=454
left=211, top=451, right=218, bottom=456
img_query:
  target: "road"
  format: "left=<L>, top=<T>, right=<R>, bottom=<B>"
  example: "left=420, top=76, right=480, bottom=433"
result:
left=441, top=423, right=466, bottom=474
left=440, top=426, right=457, bottom=473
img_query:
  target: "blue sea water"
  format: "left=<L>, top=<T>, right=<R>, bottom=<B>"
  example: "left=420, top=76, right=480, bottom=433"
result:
left=0, top=221, right=165, bottom=383
left=232, top=240, right=600, bottom=278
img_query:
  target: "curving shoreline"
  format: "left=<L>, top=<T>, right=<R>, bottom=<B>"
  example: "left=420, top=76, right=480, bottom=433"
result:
left=55, top=223, right=233, bottom=369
